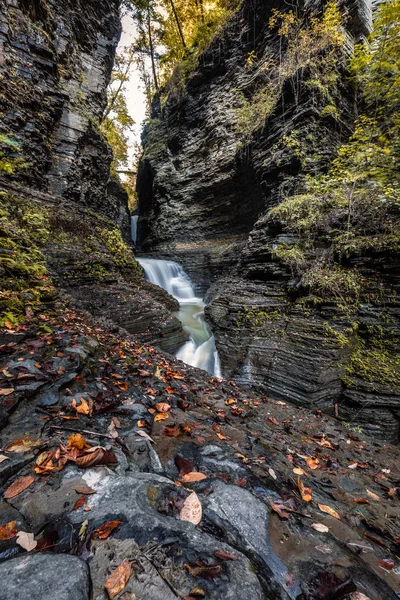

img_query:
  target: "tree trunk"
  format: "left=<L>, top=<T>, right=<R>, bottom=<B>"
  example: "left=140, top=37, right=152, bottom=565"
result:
left=147, top=11, right=159, bottom=91
left=168, top=0, right=186, bottom=49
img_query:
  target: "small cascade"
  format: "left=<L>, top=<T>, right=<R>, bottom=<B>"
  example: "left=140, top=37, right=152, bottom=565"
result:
left=131, top=215, right=139, bottom=244
left=137, top=257, right=221, bottom=377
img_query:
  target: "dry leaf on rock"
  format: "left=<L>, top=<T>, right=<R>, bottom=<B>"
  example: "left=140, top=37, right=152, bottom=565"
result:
left=71, top=398, right=93, bottom=416
left=154, top=412, right=169, bottom=422
left=318, top=504, right=340, bottom=520
left=293, top=467, right=305, bottom=476
left=349, top=593, right=371, bottom=600
left=298, top=477, right=312, bottom=502
left=378, top=559, right=395, bottom=571
left=67, top=433, right=90, bottom=450
left=268, top=468, right=277, bottom=480
left=16, top=531, right=37, bottom=552
left=5, top=437, right=41, bottom=453
left=75, top=447, right=117, bottom=468
left=73, top=496, right=86, bottom=510
left=214, top=550, right=238, bottom=561
left=155, top=402, right=171, bottom=413
left=0, top=521, right=17, bottom=541
left=4, top=475, right=34, bottom=499
left=105, top=561, right=132, bottom=599
left=75, top=486, right=96, bottom=495
left=306, top=457, right=319, bottom=470
left=311, top=523, right=329, bottom=533
left=0, top=389, right=14, bottom=396
left=137, top=430, right=154, bottom=443
left=181, top=472, right=208, bottom=483
left=107, top=421, right=119, bottom=439
left=269, top=501, right=290, bottom=519
left=180, top=492, right=202, bottom=525
left=163, top=425, right=181, bottom=437
left=366, top=489, right=381, bottom=502
left=92, top=520, right=122, bottom=540
left=185, top=564, right=222, bottom=579
left=0, top=455, right=9, bottom=464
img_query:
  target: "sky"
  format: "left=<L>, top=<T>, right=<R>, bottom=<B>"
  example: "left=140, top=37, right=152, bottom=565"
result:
left=118, top=14, right=148, bottom=159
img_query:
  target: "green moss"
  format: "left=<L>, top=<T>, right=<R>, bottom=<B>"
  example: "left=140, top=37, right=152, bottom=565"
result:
left=345, top=343, right=400, bottom=389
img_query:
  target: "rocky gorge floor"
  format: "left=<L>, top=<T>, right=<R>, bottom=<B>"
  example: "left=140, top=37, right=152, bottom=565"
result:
left=0, top=299, right=399, bottom=600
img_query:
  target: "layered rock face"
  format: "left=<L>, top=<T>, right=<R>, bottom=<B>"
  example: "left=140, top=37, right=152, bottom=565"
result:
left=137, top=0, right=400, bottom=441
left=0, top=0, right=186, bottom=352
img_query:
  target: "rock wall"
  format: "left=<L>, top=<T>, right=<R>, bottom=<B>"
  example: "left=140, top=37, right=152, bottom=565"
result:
left=0, top=0, right=186, bottom=353
left=137, top=0, right=400, bottom=441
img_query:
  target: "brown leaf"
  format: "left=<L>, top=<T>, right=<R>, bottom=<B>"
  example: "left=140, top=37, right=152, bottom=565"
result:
left=298, top=477, right=312, bottom=502
left=306, top=457, right=319, bottom=470
left=214, top=550, right=238, bottom=561
left=175, top=455, right=196, bottom=475
left=354, top=498, right=370, bottom=504
left=75, top=447, right=118, bottom=468
left=181, top=472, right=208, bottom=483
left=75, top=486, right=96, bottom=495
left=185, top=564, right=222, bottom=579
left=92, top=520, right=122, bottom=540
left=155, top=402, right=171, bottom=413
left=163, top=425, right=181, bottom=437
left=378, top=559, right=394, bottom=571
left=73, top=496, right=86, bottom=510
left=180, top=492, right=202, bottom=525
left=4, top=475, right=35, bottom=499
left=105, top=561, right=132, bottom=599
left=5, top=437, right=41, bottom=453
left=311, top=523, right=329, bottom=533
left=267, top=416, right=279, bottom=426
left=0, top=388, right=14, bottom=396
left=318, top=504, right=340, bottom=520
left=71, top=397, right=93, bottom=416
left=269, top=501, right=290, bottom=519
left=0, top=521, right=17, bottom=541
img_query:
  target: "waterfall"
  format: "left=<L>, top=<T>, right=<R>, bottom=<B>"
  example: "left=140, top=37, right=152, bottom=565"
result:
left=131, top=215, right=139, bottom=244
left=137, top=257, right=221, bottom=377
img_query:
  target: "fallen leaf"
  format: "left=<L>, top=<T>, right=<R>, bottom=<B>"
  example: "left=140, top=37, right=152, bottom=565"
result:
left=268, top=468, right=277, bottom=480
left=285, top=572, right=296, bottom=587
left=216, top=432, right=227, bottom=440
left=16, top=531, right=37, bottom=552
left=0, top=521, right=17, bottom=541
left=155, top=402, right=171, bottom=413
left=298, top=477, right=312, bottom=502
left=75, top=447, right=117, bottom=468
left=181, top=472, right=208, bottom=483
left=354, top=498, right=370, bottom=504
left=105, top=561, right=132, bottom=599
left=0, top=455, right=9, bottom=464
left=136, top=430, right=155, bottom=443
left=79, top=520, right=88, bottom=540
left=378, top=559, right=395, bottom=571
left=163, top=425, right=181, bottom=437
left=5, top=437, right=41, bottom=453
left=67, top=433, right=89, bottom=450
left=293, top=467, right=305, bottom=475
left=315, top=544, right=332, bottom=554
left=0, top=388, right=14, bottom=396
left=306, top=457, right=319, bottom=470
left=214, top=550, right=238, bottom=561
left=92, top=520, right=122, bottom=540
left=75, top=486, right=96, bottom=495
left=366, top=489, right=381, bottom=502
left=154, top=412, right=169, bottom=422
left=269, top=501, right=290, bottom=519
left=71, top=397, right=93, bottom=416
left=318, top=504, right=340, bottom=520
left=180, top=492, right=202, bottom=525
left=185, top=564, right=222, bottom=578
left=73, top=496, right=86, bottom=510
left=349, top=593, right=371, bottom=600
left=348, top=461, right=358, bottom=469
left=311, top=523, right=329, bottom=533
left=107, top=421, right=119, bottom=439
left=4, top=475, right=35, bottom=499
left=267, top=416, right=279, bottom=426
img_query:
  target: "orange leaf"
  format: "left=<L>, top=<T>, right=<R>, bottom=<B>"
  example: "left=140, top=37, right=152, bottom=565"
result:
left=181, top=472, right=208, bottom=483
left=67, top=433, right=90, bottom=450
left=105, top=561, right=132, bottom=599
left=5, top=437, right=41, bottom=453
left=318, top=504, right=340, bottom=520
left=163, top=425, right=181, bottom=437
left=155, top=402, right=171, bottom=413
left=0, top=521, right=17, bottom=541
left=71, top=398, right=93, bottom=416
left=4, top=475, right=35, bottom=499
left=154, top=412, right=169, bottom=422
left=73, top=496, right=86, bottom=510
left=92, top=520, right=122, bottom=540
left=216, top=432, right=227, bottom=440
left=306, top=457, right=319, bottom=470
left=354, top=498, right=370, bottom=504
left=165, top=386, right=175, bottom=394
left=180, top=492, right=202, bottom=525
left=75, top=447, right=117, bottom=468
left=298, top=477, right=312, bottom=502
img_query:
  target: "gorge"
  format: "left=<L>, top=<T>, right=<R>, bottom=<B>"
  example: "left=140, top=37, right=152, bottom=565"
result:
left=0, top=0, right=399, bottom=598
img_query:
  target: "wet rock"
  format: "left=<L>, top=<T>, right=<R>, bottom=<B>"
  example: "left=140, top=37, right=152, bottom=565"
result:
left=0, top=553, right=90, bottom=600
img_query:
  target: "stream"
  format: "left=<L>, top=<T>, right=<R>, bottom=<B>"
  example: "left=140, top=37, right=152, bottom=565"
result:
left=137, top=257, right=221, bottom=378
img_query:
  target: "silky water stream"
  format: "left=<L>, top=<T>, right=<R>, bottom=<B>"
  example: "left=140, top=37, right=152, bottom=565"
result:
left=137, top=258, right=221, bottom=377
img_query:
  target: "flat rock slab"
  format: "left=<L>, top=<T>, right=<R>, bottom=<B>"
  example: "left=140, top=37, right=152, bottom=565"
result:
left=0, top=553, right=89, bottom=600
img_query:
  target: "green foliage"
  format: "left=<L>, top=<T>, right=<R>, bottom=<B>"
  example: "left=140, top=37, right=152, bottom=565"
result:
left=266, top=0, right=400, bottom=308
left=235, top=1, right=345, bottom=142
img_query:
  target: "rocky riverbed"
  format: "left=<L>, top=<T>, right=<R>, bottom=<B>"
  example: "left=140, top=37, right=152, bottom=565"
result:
left=0, top=300, right=399, bottom=599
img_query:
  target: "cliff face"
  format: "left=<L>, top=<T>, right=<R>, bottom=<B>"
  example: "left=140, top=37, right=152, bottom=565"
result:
left=137, top=0, right=400, bottom=442
left=0, top=0, right=186, bottom=352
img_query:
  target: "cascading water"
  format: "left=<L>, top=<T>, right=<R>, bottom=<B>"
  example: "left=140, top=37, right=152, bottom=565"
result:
left=137, top=257, right=222, bottom=377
